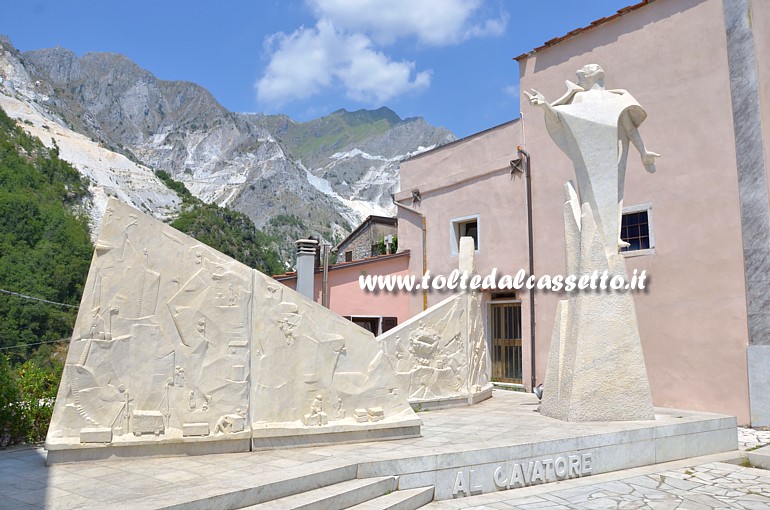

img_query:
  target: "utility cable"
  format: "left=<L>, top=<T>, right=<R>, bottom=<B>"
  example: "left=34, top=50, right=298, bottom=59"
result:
left=0, top=288, right=79, bottom=309
left=0, top=339, right=67, bottom=350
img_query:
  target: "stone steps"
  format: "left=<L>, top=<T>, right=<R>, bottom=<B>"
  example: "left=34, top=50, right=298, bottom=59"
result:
left=242, top=475, right=403, bottom=509
left=747, top=444, right=770, bottom=469
left=347, top=486, right=435, bottom=510
left=159, top=464, right=359, bottom=510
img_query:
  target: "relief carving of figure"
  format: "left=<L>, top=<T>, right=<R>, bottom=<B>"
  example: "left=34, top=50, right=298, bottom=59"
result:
left=303, top=394, right=328, bottom=426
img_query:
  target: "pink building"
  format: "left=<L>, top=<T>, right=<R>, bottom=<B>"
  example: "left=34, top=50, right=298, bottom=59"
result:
left=275, top=251, right=411, bottom=335
left=396, top=0, right=770, bottom=425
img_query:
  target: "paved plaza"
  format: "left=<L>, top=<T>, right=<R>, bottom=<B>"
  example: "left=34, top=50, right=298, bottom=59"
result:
left=0, top=390, right=765, bottom=509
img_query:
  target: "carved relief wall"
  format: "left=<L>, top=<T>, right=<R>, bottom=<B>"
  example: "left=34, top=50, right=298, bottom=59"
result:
left=377, top=291, right=492, bottom=408
left=45, top=199, right=420, bottom=462
left=251, top=272, right=418, bottom=443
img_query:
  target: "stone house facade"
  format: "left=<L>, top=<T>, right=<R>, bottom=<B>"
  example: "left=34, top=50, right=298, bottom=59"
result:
left=334, top=215, right=397, bottom=262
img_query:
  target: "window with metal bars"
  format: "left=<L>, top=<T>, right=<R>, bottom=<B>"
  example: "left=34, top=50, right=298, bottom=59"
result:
left=620, top=208, right=652, bottom=252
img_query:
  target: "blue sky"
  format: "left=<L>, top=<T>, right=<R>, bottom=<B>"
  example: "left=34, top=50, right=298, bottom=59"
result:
left=1, top=1, right=633, bottom=138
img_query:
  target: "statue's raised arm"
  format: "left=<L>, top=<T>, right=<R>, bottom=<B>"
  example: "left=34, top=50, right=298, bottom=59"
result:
left=524, top=89, right=559, bottom=123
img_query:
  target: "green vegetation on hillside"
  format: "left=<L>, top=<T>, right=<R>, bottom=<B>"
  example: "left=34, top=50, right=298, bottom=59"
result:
left=0, top=106, right=92, bottom=356
left=263, top=213, right=347, bottom=267
left=0, top=106, right=91, bottom=445
left=155, top=170, right=284, bottom=275
left=172, top=201, right=284, bottom=275
left=265, top=107, right=401, bottom=165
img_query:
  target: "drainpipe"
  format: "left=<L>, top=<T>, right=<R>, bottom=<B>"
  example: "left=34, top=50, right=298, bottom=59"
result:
left=517, top=146, right=536, bottom=391
left=321, top=243, right=330, bottom=308
left=392, top=195, right=428, bottom=311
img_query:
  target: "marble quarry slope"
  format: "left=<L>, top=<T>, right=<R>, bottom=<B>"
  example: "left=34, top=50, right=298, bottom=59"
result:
left=46, top=198, right=420, bottom=460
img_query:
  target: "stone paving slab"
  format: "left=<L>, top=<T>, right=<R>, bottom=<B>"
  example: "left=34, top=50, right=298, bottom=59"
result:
left=738, top=427, right=770, bottom=451
left=0, top=390, right=739, bottom=509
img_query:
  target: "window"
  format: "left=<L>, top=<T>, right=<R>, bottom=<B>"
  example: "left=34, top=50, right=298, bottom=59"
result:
left=344, top=250, right=353, bottom=262
left=461, top=221, right=478, bottom=247
left=351, top=317, right=379, bottom=333
left=343, top=316, right=398, bottom=335
left=450, top=214, right=480, bottom=254
left=371, top=244, right=380, bottom=257
left=381, top=317, right=398, bottom=333
left=620, top=204, right=654, bottom=254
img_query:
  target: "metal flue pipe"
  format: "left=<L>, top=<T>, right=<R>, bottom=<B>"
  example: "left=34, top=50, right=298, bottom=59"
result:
left=517, top=146, right=537, bottom=392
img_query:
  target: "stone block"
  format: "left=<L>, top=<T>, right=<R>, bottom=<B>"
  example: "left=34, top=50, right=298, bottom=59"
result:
left=227, top=414, right=245, bottom=433
left=302, top=412, right=328, bottom=426
left=231, top=364, right=245, bottom=382
left=747, top=444, right=770, bottom=470
left=79, top=427, right=112, bottom=443
left=132, top=411, right=165, bottom=436
left=182, top=423, right=210, bottom=437
left=215, top=414, right=245, bottom=434
left=367, top=407, right=385, bottom=422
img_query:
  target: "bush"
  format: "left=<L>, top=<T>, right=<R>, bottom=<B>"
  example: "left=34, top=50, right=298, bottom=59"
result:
left=376, top=235, right=398, bottom=255
left=0, top=354, right=21, bottom=446
left=16, top=356, right=62, bottom=444
left=0, top=347, right=64, bottom=447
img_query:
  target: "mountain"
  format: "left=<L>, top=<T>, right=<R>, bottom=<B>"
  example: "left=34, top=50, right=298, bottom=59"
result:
left=0, top=37, right=181, bottom=230
left=0, top=36, right=455, bottom=260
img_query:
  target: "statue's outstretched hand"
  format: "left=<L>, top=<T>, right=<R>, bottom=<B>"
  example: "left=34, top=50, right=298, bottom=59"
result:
left=524, top=89, right=546, bottom=107
left=642, top=150, right=660, bottom=173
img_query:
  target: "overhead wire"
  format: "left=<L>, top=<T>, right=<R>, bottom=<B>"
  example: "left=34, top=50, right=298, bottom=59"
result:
left=0, top=289, right=77, bottom=351
left=0, top=288, right=79, bottom=309
left=0, top=339, right=66, bottom=350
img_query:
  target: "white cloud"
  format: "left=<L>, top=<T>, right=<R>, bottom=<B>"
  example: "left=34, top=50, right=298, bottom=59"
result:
left=256, top=1, right=507, bottom=108
left=256, top=24, right=336, bottom=105
left=336, top=33, right=432, bottom=102
left=308, top=0, right=507, bottom=46
left=503, top=84, right=519, bottom=98
left=256, top=20, right=431, bottom=107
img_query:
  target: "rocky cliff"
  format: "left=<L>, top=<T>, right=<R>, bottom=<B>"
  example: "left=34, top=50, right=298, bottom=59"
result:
left=0, top=36, right=454, bottom=257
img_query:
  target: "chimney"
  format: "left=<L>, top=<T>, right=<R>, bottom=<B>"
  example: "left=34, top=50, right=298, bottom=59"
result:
left=295, top=239, right=319, bottom=299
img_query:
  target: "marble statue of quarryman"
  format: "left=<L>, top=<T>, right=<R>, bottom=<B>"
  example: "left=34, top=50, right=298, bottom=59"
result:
left=524, top=64, right=660, bottom=256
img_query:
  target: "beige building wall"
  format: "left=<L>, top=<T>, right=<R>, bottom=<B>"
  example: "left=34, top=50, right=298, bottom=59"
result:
left=397, top=120, right=534, bottom=387
left=399, top=0, right=754, bottom=423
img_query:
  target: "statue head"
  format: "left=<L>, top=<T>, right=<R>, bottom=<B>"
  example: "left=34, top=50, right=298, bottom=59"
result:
left=576, top=64, right=605, bottom=89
